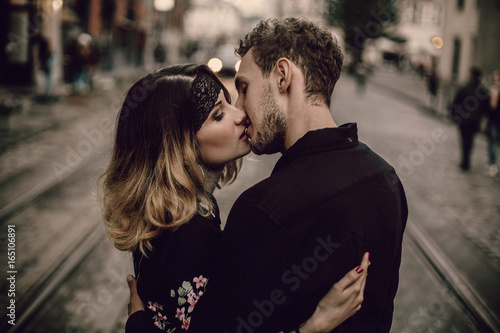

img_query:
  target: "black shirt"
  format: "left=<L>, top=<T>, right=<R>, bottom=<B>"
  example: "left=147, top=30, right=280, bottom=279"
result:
left=190, top=123, right=408, bottom=333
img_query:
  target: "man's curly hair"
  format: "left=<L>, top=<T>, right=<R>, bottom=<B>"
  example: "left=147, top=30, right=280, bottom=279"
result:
left=236, top=17, right=343, bottom=106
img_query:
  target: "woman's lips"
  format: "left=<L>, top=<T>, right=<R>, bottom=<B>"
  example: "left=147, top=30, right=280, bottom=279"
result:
left=240, top=126, right=249, bottom=141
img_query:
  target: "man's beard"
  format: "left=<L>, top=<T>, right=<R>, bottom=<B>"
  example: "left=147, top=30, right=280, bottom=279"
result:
left=251, top=87, right=287, bottom=155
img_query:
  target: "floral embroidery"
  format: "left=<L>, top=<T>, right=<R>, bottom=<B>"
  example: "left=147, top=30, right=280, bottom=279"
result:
left=193, top=275, right=207, bottom=289
left=181, top=317, right=191, bottom=330
left=170, top=275, right=209, bottom=331
left=175, top=308, right=185, bottom=321
left=145, top=275, right=208, bottom=332
left=147, top=301, right=175, bottom=332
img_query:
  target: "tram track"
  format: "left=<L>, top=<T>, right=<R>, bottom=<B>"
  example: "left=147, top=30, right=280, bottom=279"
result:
left=1, top=100, right=499, bottom=332
left=0, top=152, right=104, bottom=224
left=0, top=152, right=109, bottom=333
left=3, top=166, right=500, bottom=332
left=405, top=221, right=500, bottom=333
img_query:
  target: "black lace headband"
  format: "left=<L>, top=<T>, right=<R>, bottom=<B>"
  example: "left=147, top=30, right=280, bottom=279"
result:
left=190, top=72, right=222, bottom=133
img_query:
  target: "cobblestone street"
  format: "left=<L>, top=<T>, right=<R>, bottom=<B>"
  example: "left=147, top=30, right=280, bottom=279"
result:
left=0, top=68, right=499, bottom=332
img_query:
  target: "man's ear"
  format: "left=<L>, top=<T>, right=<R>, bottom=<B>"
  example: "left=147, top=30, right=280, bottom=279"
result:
left=275, top=58, right=292, bottom=94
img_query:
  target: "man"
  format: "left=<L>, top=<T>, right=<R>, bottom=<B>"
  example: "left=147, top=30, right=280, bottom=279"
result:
left=130, top=17, right=407, bottom=332
left=449, top=67, right=490, bottom=171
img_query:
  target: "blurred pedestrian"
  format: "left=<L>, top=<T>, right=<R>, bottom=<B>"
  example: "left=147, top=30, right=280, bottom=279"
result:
left=427, top=64, right=439, bottom=109
left=74, top=33, right=94, bottom=93
left=100, top=64, right=369, bottom=333
left=355, top=62, right=368, bottom=94
left=37, top=36, right=54, bottom=96
left=486, top=70, right=500, bottom=176
left=449, top=67, right=490, bottom=171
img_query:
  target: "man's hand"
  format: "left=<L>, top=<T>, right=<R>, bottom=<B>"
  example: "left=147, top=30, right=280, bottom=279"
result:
left=127, top=275, right=145, bottom=316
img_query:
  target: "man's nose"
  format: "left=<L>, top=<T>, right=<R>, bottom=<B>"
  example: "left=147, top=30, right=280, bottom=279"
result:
left=235, top=96, right=244, bottom=111
left=233, top=106, right=247, bottom=125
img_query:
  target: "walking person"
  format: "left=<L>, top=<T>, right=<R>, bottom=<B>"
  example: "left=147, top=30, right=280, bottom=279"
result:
left=37, top=36, right=54, bottom=96
left=486, top=70, right=500, bottom=176
left=449, top=67, right=490, bottom=171
left=100, top=64, right=369, bottom=333
left=427, top=63, right=439, bottom=109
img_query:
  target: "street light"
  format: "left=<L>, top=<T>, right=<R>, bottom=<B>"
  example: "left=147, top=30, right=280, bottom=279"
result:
left=432, top=36, right=444, bottom=49
left=154, top=0, right=174, bottom=12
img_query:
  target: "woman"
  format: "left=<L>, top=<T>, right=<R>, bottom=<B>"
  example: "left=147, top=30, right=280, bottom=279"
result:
left=99, top=64, right=368, bottom=332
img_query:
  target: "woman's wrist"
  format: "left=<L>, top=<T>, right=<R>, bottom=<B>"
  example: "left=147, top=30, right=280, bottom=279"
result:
left=294, top=316, right=323, bottom=333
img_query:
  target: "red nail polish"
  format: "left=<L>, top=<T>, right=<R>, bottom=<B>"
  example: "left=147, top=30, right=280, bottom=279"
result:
left=356, top=266, right=364, bottom=274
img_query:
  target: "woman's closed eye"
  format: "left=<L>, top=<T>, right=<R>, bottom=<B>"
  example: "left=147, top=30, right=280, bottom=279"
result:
left=213, top=109, right=225, bottom=121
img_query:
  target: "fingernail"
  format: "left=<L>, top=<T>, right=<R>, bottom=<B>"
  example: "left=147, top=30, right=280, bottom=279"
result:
left=367, top=252, right=370, bottom=259
left=355, top=266, right=364, bottom=274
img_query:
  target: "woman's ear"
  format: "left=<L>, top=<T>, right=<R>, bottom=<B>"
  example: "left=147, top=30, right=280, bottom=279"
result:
left=275, top=58, right=292, bottom=93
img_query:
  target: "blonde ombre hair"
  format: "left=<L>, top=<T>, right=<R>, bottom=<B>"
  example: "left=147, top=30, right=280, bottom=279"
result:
left=99, top=65, right=239, bottom=256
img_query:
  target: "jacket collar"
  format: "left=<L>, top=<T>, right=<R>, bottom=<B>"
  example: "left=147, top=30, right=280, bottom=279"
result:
left=272, top=123, right=359, bottom=174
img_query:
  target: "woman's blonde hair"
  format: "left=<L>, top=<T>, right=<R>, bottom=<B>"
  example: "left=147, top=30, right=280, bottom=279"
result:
left=99, top=64, right=239, bottom=256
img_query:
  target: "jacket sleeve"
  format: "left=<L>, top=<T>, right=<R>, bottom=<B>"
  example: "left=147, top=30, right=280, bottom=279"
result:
left=126, top=311, right=160, bottom=333
left=127, top=217, right=223, bottom=332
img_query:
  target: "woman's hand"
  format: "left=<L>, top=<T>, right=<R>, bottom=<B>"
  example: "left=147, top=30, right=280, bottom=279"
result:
left=127, top=275, right=145, bottom=316
left=296, top=252, right=370, bottom=333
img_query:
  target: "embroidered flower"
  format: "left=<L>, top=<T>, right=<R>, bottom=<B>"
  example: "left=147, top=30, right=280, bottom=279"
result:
left=148, top=301, right=163, bottom=312
left=187, top=290, right=197, bottom=305
left=175, top=307, right=185, bottom=321
left=148, top=301, right=156, bottom=311
left=181, top=317, right=191, bottom=330
left=188, top=302, right=196, bottom=313
left=193, top=275, right=207, bottom=289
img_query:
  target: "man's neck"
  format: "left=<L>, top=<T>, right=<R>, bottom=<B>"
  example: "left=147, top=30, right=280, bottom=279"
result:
left=284, top=104, right=337, bottom=151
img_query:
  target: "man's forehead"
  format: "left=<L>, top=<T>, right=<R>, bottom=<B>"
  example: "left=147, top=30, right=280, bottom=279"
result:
left=235, top=50, right=261, bottom=87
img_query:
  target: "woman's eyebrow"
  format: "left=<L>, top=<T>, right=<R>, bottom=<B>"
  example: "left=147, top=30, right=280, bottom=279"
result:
left=214, top=100, right=222, bottom=107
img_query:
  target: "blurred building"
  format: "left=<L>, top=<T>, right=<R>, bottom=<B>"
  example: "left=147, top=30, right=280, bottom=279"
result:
left=397, top=0, right=444, bottom=70
left=440, top=0, right=500, bottom=83
left=439, top=0, right=481, bottom=83
left=183, top=0, right=244, bottom=63
left=276, top=0, right=325, bottom=22
left=0, top=0, right=158, bottom=87
left=0, top=0, right=62, bottom=85
left=395, top=0, right=499, bottom=84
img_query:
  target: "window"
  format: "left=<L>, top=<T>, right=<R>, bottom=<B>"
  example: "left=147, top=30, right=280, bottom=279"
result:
left=433, top=4, right=442, bottom=25
left=412, top=3, right=420, bottom=23
left=452, top=38, right=461, bottom=82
